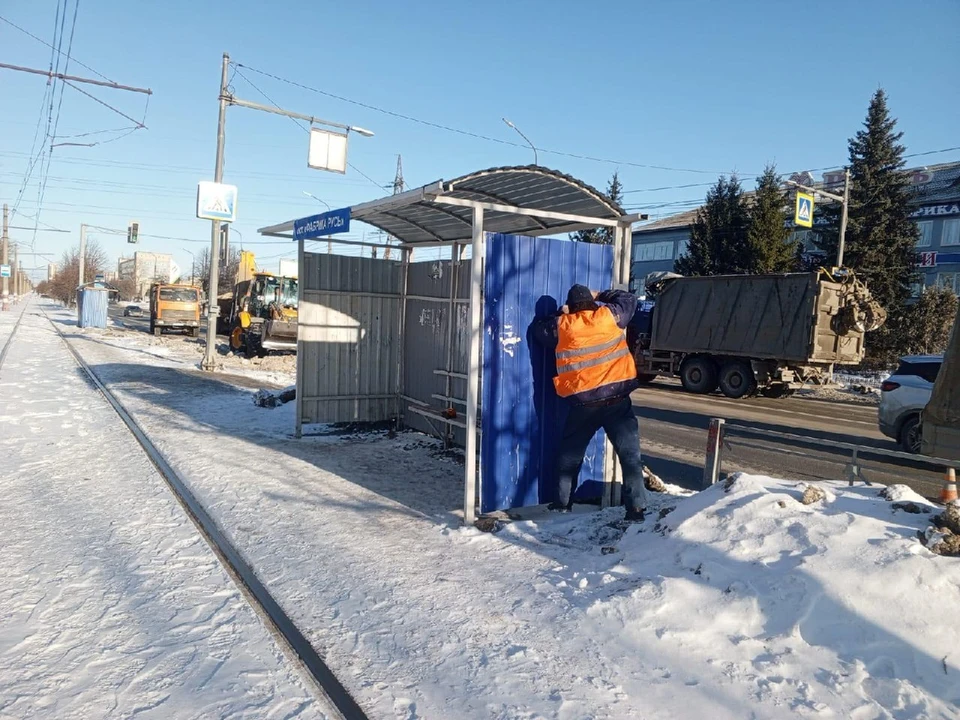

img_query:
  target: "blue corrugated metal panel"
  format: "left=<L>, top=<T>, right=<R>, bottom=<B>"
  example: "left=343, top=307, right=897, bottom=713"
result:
left=77, top=288, right=108, bottom=328
left=480, top=234, right=613, bottom=514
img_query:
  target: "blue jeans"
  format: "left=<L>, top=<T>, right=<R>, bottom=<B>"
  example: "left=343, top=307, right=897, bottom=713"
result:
left=555, top=397, right=647, bottom=512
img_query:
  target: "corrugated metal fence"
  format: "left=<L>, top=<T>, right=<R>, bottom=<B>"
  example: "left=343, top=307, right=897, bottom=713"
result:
left=480, top=234, right=613, bottom=513
left=298, top=253, right=403, bottom=424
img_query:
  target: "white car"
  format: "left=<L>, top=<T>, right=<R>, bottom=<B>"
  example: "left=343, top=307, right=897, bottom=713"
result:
left=878, top=355, right=943, bottom=453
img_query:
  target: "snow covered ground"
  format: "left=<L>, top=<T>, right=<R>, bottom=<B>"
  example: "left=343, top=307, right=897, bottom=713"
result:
left=43, top=301, right=960, bottom=719
left=105, top=311, right=297, bottom=388
left=0, top=300, right=331, bottom=719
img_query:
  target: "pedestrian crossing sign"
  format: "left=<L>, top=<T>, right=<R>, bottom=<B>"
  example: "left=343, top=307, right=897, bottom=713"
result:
left=196, top=181, right=238, bottom=223
left=795, top=192, right=814, bottom=228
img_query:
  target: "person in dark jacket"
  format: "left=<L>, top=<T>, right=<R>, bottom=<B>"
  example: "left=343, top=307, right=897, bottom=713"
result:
left=532, top=284, right=647, bottom=521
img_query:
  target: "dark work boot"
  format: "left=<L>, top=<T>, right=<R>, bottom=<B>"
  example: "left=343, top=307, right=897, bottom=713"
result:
left=624, top=507, right=646, bottom=522
left=548, top=502, right=572, bottom=513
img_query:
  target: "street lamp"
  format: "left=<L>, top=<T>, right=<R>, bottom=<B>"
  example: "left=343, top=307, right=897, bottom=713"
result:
left=348, top=126, right=375, bottom=138
left=502, top=117, right=538, bottom=166
left=302, top=191, right=331, bottom=210
left=181, top=247, right=196, bottom=284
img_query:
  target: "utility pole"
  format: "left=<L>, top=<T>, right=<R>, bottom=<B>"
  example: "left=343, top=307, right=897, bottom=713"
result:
left=837, top=168, right=850, bottom=268
left=2, top=204, right=9, bottom=306
left=201, top=53, right=231, bottom=371
left=392, top=155, right=405, bottom=195
left=11, top=243, right=18, bottom=297
left=78, top=224, right=87, bottom=289
left=785, top=168, right=851, bottom=269
left=200, top=51, right=375, bottom=370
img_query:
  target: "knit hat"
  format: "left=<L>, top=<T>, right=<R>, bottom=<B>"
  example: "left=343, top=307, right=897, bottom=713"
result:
left=565, top=284, right=594, bottom=309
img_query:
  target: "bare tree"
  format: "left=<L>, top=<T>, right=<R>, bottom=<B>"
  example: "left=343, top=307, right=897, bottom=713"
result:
left=47, top=241, right=109, bottom=305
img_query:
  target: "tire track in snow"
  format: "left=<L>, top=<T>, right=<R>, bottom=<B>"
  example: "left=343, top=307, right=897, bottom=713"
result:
left=41, top=307, right=370, bottom=720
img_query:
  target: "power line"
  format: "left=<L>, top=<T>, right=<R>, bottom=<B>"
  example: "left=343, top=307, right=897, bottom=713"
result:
left=0, top=13, right=114, bottom=82
left=235, top=62, right=728, bottom=176
left=232, top=66, right=386, bottom=192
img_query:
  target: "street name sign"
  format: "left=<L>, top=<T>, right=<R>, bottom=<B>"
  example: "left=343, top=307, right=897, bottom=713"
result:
left=293, top=207, right=351, bottom=241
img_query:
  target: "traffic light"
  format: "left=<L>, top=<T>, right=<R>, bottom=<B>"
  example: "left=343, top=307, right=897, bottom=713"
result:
left=127, top=221, right=140, bottom=244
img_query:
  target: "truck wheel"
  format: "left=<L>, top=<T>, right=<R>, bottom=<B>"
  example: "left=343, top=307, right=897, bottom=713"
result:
left=679, top=356, right=719, bottom=394
left=899, top=415, right=922, bottom=454
left=719, top=361, right=757, bottom=399
left=760, top=384, right=791, bottom=399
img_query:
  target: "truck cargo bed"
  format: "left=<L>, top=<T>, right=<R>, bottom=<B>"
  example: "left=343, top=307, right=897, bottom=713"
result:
left=651, top=273, right=866, bottom=365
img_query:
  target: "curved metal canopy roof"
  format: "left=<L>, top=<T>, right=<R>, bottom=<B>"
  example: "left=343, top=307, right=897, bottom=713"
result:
left=259, top=165, right=638, bottom=245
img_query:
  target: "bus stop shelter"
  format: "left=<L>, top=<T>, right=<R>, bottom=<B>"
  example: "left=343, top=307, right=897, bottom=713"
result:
left=258, top=166, right=642, bottom=524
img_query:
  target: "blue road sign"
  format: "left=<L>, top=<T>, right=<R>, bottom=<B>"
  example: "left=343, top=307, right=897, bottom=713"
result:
left=293, top=207, right=351, bottom=241
left=196, top=181, right=238, bottom=222
left=795, top=192, right=814, bottom=228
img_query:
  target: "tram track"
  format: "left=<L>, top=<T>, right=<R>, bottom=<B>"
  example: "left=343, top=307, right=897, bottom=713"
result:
left=40, top=304, right=369, bottom=720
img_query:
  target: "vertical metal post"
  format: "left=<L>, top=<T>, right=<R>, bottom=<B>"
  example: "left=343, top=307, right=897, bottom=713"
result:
left=703, top=417, right=725, bottom=489
left=442, top=243, right=460, bottom=447
left=78, top=223, right=86, bottom=290
left=837, top=168, right=850, bottom=268
left=464, top=207, right=484, bottom=525
left=1, top=203, right=8, bottom=303
left=202, top=52, right=231, bottom=371
left=295, top=236, right=305, bottom=439
left=396, top=246, right=410, bottom=426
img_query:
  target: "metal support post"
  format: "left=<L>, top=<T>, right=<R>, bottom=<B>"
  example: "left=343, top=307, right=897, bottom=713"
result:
left=703, top=418, right=725, bottom=489
left=78, top=224, right=86, bottom=289
left=837, top=168, right=850, bottom=268
left=294, top=236, right=305, bottom=438
left=396, top=246, right=410, bottom=427
left=202, top=52, right=231, bottom=371
left=463, top=206, right=484, bottom=525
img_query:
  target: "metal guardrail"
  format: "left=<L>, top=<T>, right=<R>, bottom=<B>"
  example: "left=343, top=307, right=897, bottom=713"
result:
left=702, top=416, right=958, bottom=490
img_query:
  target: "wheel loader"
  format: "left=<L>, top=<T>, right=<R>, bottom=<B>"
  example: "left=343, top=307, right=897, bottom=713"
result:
left=217, top=251, right=298, bottom=358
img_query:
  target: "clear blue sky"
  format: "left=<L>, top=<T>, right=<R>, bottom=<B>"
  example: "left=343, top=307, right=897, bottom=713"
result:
left=2, top=0, right=958, bottom=281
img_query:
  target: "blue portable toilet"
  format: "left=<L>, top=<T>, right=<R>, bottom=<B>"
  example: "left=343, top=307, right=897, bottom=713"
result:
left=77, top=283, right=110, bottom=328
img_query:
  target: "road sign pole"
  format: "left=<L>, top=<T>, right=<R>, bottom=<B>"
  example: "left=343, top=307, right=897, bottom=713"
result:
left=837, top=168, right=850, bottom=268
left=202, top=52, right=230, bottom=371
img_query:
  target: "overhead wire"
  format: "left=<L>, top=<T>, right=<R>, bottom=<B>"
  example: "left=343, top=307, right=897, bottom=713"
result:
left=0, top=13, right=114, bottom=82
left=33, top=0, right=80, bottom=246
left=235, top=62, right=728, bottom=176
left=232, top=65, right=386, bottom=192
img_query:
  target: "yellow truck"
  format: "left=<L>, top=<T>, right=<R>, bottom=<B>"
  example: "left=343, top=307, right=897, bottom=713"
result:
left=149, top=283, right=201, bottom=337
left=217, top=251, right=298, bottom=358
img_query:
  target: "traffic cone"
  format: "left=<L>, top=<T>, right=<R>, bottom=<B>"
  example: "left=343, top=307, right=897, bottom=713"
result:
left=940, top=468, right=958, bottom=504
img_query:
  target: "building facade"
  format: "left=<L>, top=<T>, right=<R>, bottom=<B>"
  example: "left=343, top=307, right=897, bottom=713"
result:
left=116, top=251, right=173, bottom=299
left=630, top=161, right=960, bottom=295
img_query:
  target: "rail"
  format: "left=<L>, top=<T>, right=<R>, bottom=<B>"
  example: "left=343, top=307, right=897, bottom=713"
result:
left=42, top=305, right=369, bottom=720
left=0, top=299, right=30, bottom=372
left=702, top=417, right=959, bottom=490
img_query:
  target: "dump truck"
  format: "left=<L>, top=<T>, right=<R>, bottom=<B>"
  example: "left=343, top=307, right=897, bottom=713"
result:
left=217, top=251, right=298, bottom=358
left=148, top=283, right=201, bottom=337
left=626, top=269, right=886, bottom=399
left=921, top=305, right=960, bottom=460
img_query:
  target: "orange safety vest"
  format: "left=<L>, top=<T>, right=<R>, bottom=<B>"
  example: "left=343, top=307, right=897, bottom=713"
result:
left=554, top=306, right=637, bottom=399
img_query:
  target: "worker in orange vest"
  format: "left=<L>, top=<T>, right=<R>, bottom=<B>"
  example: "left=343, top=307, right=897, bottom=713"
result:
left=533, top=284, right=647, bottom=521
